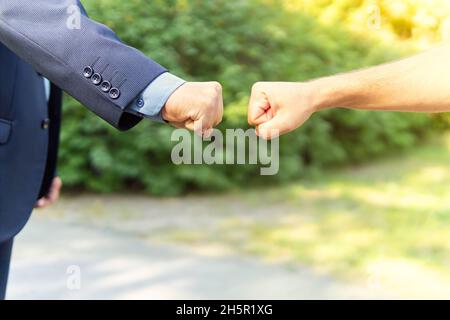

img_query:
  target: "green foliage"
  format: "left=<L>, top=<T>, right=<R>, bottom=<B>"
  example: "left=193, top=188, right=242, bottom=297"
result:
left=59, top=0, right=435, bottom=194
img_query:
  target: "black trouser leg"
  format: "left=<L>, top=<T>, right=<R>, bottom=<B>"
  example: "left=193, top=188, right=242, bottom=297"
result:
left=0, top=239, right=13, bottom=300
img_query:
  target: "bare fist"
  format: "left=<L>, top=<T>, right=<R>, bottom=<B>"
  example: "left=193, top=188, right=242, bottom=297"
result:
left=248, top=82, right=317, bottom=140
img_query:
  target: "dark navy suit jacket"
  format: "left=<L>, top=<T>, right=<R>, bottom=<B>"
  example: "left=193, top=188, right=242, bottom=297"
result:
left=0, top=0, right=167, bottom=242
left=0, top=44, right=60, bottom=241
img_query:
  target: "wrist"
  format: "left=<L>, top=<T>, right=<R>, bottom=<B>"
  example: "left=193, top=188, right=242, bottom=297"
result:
left=308, top=74, right=361, bottom=112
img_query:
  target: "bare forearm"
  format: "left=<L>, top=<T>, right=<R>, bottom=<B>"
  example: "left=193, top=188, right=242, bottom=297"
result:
left=248, top=45, right=450, bottom=139
left=311, top=45, right=450, bottom=113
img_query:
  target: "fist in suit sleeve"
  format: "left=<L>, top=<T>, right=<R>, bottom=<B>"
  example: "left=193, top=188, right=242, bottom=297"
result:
left=162, top=82, right=224, bottom=136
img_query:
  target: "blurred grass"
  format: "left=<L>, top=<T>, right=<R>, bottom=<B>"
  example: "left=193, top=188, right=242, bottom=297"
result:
left=161, top=133, right=450, bottom=292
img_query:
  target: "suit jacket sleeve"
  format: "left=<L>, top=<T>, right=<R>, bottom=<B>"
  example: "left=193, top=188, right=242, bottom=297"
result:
left=0, top=0, right=167, bottom=130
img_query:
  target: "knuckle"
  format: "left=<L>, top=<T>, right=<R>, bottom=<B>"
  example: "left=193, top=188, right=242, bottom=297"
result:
left=210, top=81, right=222, bottom=92
left=204, top=82, right=222, bottom=98
left=251, top=82, right=264, bottom=93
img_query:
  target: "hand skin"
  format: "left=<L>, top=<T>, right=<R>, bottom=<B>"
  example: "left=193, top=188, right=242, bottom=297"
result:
left=249, top=44, right=450, bottom=140
left=248, top=82, right=317, bottom=140
left=35, top=177, right=62, bottom=209
left=162, top=82, right=224, bottom=136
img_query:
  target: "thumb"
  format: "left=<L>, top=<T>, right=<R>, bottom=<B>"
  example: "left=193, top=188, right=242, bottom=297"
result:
left=185, top=116, right=211, bottom=137
left=248, top=90, right=271, bottom=126
left=256, top=113, right=290, bottom=140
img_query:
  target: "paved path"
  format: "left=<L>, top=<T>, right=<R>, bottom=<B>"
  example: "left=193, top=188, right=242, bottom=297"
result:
left=6, top=215, right=386, bottom=300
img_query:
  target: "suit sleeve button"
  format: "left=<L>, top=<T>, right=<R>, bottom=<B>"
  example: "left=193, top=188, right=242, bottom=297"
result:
left=136, top=98, right=144, bottom=108
left=83, top=66, right=93, bottom=78
left=91, top=73, right=102, bottom=85
left=109, top=88, right=120, bottom=99
left=101, top=81, right=112, bottom=92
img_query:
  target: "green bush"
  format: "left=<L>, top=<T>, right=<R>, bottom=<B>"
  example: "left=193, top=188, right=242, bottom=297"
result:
left=59, top=0, right=434, bottom=195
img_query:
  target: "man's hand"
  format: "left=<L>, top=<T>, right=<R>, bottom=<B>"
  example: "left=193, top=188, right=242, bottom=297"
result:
left=162, top=82, right=223, bottom=136
left=249, top=46, right=450, bottom=140
left=35, top=177, right=62, bottom=209
left=248, top=82, right=317, bottom=140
